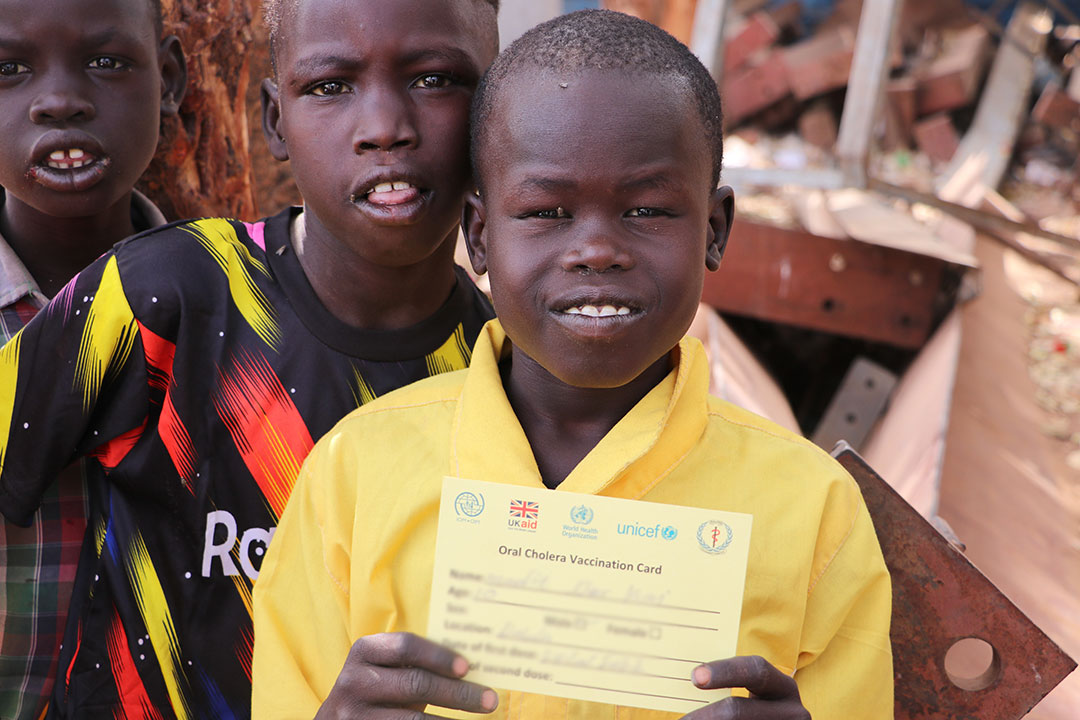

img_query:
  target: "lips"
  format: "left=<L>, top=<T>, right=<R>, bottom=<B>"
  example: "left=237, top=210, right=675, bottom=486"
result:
left=351, top=175, right=427, bottom=206
left=562, top=304, right=633, bottom=317
left=348, top=173, right=432, bottom=225
left=551, top=295, right=644, bottom=334
left=28, top=137, right=110, bottom=193
left=365, top=180, right=421, bottom=206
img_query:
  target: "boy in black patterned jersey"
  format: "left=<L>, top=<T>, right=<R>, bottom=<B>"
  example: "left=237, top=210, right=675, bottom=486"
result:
left=0, top=0, right=499, bottom=716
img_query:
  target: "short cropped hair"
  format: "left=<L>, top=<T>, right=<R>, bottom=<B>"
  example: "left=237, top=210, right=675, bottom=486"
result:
left=148, top=0, right=164, bottom=36
left=262, top=0, right=500, bottom=73
left=472, top=9, right=724, bottom=189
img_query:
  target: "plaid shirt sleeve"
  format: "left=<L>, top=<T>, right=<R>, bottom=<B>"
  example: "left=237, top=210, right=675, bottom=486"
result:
left=0, top=296, right=89, bottom=720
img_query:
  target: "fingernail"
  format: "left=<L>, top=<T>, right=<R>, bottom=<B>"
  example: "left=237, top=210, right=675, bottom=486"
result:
left=452, top=656, right=469, bottom=677
left=692, top=665, right=710, bottom=687
left=481, top=689, right=498, bottom=710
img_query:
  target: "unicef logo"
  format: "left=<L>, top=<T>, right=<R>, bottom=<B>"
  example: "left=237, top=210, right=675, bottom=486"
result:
left=697, top=520, right=733, bottom=554
left=661, top=525, right=678, bottom=541
left=454, top=491, right=485, bottom=518
left=569, top=504, right=594, bottom=525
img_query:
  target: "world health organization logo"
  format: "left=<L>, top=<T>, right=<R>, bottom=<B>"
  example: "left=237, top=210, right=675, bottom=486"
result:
left=569, top=504, right=594, bottom=525
left=697, top=520, right=733, bottom=554
left=454, top=491, right=485, bottom=518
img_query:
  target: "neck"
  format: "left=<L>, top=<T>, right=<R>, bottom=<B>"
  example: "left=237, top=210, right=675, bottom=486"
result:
left=293, top=211, right=459, bottom=329
left=502, top=349, right=673, bottom=489
left=0, top=192, right=135, bottom=298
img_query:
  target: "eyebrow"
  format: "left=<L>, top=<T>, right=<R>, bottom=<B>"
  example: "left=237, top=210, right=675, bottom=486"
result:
left=0, top=28, right=144, bottom=52
left=515, top=177, right=576, bottom=193
left=79, top=28, right=143, bottom=47
left=397, top=46, right=478, bottom=69
left=289, top=55, right=365, bottom=78
left=617, top=173, right=684, bottom=192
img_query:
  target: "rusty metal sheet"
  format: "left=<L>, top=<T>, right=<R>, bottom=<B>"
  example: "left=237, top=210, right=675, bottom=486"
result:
left=832, top=443, right=1076, bottom=719
left=702, top=219, right=956, bottom=349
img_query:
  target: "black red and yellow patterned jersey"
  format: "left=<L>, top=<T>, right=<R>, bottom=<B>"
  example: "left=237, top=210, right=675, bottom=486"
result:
left=0, top=207, right=494, bottom=718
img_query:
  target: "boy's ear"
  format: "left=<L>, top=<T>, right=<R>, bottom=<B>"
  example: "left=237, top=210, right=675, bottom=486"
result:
left=462, top=192, right=489, bottom=276
left=261, top=79, right=289, bottom=162
left=158, top=36, right=187, bottom=116
left=705, top=185, right=735, bottom=272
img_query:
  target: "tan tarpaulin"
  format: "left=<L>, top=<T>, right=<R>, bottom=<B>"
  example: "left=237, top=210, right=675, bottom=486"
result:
left=939, top=235, right=1080, bottom=717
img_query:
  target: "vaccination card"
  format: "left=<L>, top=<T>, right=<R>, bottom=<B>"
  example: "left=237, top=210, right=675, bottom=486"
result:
left=427, top=476, right=753, bottom=713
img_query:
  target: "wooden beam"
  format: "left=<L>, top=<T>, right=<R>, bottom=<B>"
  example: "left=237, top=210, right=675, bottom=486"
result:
left=936, top=1, right=1052, bottom=195
left=702, top=218, right=957, bottom=348
left=690, top=0, right=732, bottom=82
left=834, top=0, right=904, bottom=188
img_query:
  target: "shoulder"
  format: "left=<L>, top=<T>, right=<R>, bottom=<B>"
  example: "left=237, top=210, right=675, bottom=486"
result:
left=706, top=395, right=831, bottom=460
left=106, top=214, right=285, bottom=322
left=315, top=369, right=468, bottom=451
left=112, top=216, right=270, bottom=271
left=705, top=394, right=860, bottom=507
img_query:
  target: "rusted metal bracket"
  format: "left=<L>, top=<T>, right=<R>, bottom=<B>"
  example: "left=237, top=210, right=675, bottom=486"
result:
left=832, top=442, right=1076, bottom=719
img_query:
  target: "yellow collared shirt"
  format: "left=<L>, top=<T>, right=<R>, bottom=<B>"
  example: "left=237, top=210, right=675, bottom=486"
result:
left=252, top=320, right=893, bottom=719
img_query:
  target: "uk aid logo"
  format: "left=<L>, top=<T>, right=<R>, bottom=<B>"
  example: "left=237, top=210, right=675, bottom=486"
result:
left=508, top=499, right=539, bottom=531
left=454, top=491, right=485, bottom=524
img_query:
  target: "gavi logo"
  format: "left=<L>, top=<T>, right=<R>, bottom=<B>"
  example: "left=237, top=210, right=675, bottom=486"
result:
left=202, top=510, right=275, bottom=580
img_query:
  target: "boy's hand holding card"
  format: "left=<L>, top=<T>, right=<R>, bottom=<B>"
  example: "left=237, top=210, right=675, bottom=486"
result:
left=428, top=477, right=753, bottom=713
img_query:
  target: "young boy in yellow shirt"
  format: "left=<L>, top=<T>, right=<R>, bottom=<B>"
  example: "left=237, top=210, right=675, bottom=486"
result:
left=252, top=10, right=893, bottom=719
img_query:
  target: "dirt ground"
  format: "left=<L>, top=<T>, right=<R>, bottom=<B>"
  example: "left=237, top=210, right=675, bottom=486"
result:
left=939, top=234, right=1080, bottom=717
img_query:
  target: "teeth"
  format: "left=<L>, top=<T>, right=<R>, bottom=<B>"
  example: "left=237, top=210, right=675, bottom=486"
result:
left=563, top=304, right=632, bottom=317
left=369, top=181, right=415, bottom=195
left=44, top=148, right=91, bottom=168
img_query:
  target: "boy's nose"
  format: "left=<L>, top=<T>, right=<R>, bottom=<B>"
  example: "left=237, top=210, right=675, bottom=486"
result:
left=353, top=88, right=418, bottom=153
left=561, top=230, right=635, bottom=274
left=29, top=85, right=95, bottom=124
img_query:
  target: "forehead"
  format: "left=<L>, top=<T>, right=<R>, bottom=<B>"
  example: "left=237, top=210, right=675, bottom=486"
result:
left=0, top=0, right=157, bottom=44
left=277, top=0, right=494, bottom=70
left=483, top=68, right=710, bottom=187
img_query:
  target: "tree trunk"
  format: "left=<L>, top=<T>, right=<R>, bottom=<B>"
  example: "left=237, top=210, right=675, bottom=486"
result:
left=138, top=0, right=258, bottom=221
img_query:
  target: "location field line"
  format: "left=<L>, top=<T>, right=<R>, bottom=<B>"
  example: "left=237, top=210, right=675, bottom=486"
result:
left=494, top=636, right=704, bottom=665
left=475, top=597, right=718, bottom=631
left=546, top=662, right=691, bottom=683
left=554, top=681, right=709, bottom=705
left=476, top=577, right=728, bottom=616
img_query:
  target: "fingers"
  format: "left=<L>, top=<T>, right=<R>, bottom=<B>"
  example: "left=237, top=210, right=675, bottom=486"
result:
left=681, top=696, right=809, bottom=720
left=691, top=656, right=799, bottom=701
left=353, top=633, right=468, bottom=679
left=333, top=633, right=498, bottom=715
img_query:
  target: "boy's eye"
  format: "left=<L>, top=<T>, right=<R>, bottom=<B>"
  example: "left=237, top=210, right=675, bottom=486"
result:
left=535, top=207, right=569, bottom=219
left=88, top=56, right=128, bottom=71
left=309, top=81, right=350, bottom=97
left=626, top=208, right=667, bottom=218
left=0, top=61, right=30, bottom=77
left=411, top=74, right=453, bottom=90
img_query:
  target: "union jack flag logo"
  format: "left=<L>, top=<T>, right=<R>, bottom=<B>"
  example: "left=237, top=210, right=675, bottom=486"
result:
left=509, top=500, right=539, bottom=519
